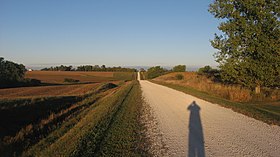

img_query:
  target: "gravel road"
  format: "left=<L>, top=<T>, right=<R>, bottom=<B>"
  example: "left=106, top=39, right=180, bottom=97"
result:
left=138, top=73, right=280, bottom=157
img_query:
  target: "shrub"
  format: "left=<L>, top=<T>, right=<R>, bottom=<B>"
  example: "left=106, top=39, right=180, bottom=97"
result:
left=175, top=74, right=184, bottom=80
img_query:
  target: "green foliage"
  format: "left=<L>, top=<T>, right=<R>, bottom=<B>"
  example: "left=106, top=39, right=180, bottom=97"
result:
left=197, top=66, right=221, bottom=81
left=175, top=74, right=184, bottom=80
left=173, top=65, right=186, bottom=72
left=0, top=57, right=26, bottom=87
left=209, top=0, right=280, bottom=91
left=146, top=66, right=168, bottom=79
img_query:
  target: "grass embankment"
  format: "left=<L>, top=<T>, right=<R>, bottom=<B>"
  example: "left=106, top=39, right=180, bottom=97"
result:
left=77, top=81, right=147, bottom=156
left=24, top=81, right=147, bottom=157
left=0, top=83, right=117, bottom=156
left=152, top=80, right=280, bottom=126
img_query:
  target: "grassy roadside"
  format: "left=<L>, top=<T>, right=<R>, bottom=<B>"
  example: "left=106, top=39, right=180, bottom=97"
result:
left=151, top=80, right=280, bottom=126
left=25, top=83, right=131, bottom=156
left=23, top=81, right=147, bottom=157
left=94, top=81, right=147, bottom=156
left=72, top=81, right=148, bottom=156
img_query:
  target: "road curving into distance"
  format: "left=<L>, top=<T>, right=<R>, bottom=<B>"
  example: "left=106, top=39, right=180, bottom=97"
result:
left=138, top=72, right=280, bottom=157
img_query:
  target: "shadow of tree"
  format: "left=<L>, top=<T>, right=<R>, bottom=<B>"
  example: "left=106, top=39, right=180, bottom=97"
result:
left=187, top=101, right=205, bottom=157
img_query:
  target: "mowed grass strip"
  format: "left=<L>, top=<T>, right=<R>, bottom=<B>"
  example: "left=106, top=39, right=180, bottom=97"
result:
left=151, top=80, right=280, bottom=126
left=75, top=81, right=147, bottom=157
left=27, top=82, right=134, bottom=156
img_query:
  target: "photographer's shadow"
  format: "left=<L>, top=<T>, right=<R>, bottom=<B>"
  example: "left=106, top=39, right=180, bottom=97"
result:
left=187, top=101, right=205, bottom=157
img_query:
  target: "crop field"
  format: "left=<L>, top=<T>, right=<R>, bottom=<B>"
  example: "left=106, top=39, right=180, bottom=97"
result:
left=25, top=71, right=136, bottom=84
left=0, top=83, right=99, bottom=99
left=0, top=75, right=146, bottom=156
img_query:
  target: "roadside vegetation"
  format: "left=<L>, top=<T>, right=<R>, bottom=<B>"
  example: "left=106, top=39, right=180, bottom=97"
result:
left=151, top=75, right=280, bottom=125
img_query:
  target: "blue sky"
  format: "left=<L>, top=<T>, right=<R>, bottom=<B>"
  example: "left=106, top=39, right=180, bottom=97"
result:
left=0, top=0, right=220, bottom=68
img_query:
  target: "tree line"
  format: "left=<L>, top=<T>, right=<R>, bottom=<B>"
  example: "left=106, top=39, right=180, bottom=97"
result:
left=146, top=65, right=186, bottom=79
left=41, top=65, right=137, bottom=72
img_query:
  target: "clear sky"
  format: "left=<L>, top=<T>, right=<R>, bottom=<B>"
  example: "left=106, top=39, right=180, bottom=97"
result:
left=0, top=0, right=220, bottom=68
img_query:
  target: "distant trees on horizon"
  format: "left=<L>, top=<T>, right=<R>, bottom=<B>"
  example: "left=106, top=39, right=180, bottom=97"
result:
left=41, top=65, right=137, bottom=72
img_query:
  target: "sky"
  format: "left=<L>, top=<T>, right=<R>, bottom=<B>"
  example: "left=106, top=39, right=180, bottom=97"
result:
left=0, top=0, right=220, bottom=68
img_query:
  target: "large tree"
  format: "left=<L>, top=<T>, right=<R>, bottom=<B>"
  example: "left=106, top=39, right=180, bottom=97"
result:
left=209, top=0, right=280, bottom=93
left=0, top=57, right=26, bottom=85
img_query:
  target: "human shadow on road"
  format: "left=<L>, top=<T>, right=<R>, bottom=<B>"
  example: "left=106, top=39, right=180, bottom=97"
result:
left=187, top=101, right=205, bottom=157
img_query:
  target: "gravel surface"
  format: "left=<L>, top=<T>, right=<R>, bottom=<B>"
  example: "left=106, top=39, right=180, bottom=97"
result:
left=139, top=78, right=280, bottom=157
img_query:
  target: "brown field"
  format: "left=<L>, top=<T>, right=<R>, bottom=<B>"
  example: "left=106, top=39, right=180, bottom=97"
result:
left=0, top=83, right=99, bottom=99
left=25, top=71, right=116, bottom=84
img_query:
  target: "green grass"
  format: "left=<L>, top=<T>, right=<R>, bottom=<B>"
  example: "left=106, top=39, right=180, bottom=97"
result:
left=94, top=81, right=147, bottom=156
left=151, top=80, right=280, bottom=126
left=24, top=82, right=134, bottom=156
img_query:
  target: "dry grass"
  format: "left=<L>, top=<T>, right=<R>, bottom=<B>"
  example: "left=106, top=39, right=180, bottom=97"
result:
left=154, top=72, right=252, bottom=102
left=0, top=83, right=99, bottom=99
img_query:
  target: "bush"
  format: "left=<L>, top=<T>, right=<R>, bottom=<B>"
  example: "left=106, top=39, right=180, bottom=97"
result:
left=64, top=78, right=80, bottom=83
left=173, top=65, right=186, bottom=72
left=175, top=74, right=184, bottom=80
left=146, top=66, right=168, bottom=79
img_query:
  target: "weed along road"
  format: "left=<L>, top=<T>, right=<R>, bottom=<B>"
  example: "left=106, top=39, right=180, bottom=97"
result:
left=138, top=73, right=280, bottom=156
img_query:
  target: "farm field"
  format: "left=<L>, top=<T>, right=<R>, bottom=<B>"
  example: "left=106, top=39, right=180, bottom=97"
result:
left=0, top=83, right=99, bottom=99
left=25, top=71, right=136, bottom=84
left=0, top=70, right=146, bottom=156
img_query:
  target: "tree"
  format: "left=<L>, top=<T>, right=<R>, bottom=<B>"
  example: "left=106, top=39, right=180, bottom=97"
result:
left=146, top=66, right=167, bottom=79
left=0, top=57, right=26, bottom=86
left=173, top=65, right=186, bottom=72
left=209, top=0, right=280, bottom=93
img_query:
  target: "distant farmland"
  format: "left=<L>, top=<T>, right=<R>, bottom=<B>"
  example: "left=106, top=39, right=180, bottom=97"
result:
left=25, top=71, right=136, bottom=84
left=0, top=83, right=99, bottom=99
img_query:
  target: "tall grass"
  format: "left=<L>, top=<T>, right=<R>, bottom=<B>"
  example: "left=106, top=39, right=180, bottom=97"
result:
left=154, top=72, right=253, bottom=102
left=152, top=80, right=280, bottom=126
